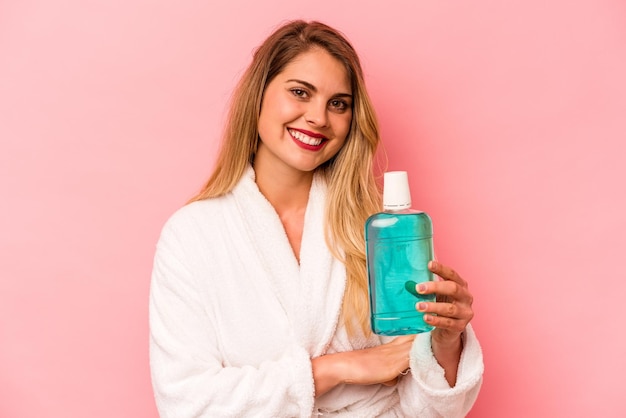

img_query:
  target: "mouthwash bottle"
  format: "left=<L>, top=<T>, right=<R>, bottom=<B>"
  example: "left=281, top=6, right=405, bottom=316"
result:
left=366, top=171, right=435, bottom=335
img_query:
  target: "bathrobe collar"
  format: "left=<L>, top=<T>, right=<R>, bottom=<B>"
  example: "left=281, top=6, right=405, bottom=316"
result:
left=231, top=166, right=346, bottom=356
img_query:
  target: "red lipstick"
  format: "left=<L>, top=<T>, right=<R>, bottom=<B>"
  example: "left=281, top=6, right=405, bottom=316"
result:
left=288, top=128, right=328, bottom=151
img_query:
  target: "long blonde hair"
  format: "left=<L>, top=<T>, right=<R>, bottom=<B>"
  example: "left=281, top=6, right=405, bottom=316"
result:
left=190, top=20, right=382, bottom=335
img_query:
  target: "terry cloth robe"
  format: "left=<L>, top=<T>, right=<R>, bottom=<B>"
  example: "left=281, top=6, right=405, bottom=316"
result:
left=149, top=166, right=484, bottom=418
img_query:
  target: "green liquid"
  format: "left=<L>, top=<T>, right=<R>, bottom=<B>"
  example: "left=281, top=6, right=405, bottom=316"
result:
left=365, top=210, right=435, bottom=336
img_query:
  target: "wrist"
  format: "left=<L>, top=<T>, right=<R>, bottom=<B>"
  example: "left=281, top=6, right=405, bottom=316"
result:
left=311, top=352, right=347, bottom=396
left=430, top=331, right=464, bottom=387
left=431, top=330, right=463, bottom=363
left=431, top=329, right=463, bottom=350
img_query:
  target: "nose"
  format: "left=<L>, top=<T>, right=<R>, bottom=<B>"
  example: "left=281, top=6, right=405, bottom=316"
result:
left=304, top=101, right=328, bottom=128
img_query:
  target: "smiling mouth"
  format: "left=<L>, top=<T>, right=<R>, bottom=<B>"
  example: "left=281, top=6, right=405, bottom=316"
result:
left=288, top=129, right=326, bottom=146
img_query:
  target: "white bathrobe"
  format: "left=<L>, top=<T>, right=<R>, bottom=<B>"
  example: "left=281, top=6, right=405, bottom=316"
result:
left=149, top=167, right=483, bottom=417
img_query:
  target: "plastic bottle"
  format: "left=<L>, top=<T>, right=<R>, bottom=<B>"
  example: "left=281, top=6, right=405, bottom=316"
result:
left=365, top=171, right=436, bottom=335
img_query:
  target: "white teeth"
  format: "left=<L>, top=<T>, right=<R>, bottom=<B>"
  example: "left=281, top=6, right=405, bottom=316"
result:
left=289, top=129, right=323, bottom=146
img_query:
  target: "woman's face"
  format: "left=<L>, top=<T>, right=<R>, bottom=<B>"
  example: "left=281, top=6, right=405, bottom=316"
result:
left=255, top=48, right=353, bottom=174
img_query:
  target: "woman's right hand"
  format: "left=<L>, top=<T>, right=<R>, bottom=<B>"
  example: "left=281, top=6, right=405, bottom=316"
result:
left=312, top=335, right=415, bottom=397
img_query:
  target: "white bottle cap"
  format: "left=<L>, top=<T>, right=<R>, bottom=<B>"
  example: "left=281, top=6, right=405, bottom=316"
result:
left=383, top=171, right=412, bottom=210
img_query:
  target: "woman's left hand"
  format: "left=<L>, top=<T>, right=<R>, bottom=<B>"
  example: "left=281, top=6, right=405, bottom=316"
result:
left=416, top=260, right=474, bottom=346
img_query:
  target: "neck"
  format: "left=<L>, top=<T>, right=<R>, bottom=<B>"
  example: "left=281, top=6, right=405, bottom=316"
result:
left=252, top=160, right=313, bottom=214
left=252, top=155, right=315, bottom=264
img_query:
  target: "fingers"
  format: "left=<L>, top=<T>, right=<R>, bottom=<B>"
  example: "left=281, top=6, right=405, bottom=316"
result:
left=416, top=301, right=473, bottom=332
left=425, top=314, right=468, bottom=333
left=414, top=260, right=475, bottom=334
left=343, top=337, right=413, bottom=386
left=416, top=277, right=472, bottom=305
left=416, top=301, right=467, bottom=319
left=428, top=260, right=467, bottom=287
left=417, top=261, right=471, bottom=304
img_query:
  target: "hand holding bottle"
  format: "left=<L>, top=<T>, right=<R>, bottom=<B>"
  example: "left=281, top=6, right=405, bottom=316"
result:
left=415, top=260, right=474, bottom=337
left=415, top=259, right=474, bottom=386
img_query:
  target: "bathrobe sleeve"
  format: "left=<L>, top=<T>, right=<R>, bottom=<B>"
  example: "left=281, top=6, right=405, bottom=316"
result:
left=149, top=218, right=316, bottom=418
left=395, top=325, right=484, bottom=417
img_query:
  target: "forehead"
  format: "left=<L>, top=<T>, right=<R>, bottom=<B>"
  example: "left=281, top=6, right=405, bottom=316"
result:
left=278, top=48, right=352, bottom=93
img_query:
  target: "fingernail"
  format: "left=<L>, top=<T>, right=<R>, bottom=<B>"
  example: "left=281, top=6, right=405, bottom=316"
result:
left=424, top=314, right=432, bottom=322
left=418, top=283, right=427, bottom=293
left=429, top=260, right=437, bottom=270
left=417, top=302, right=427, bottom=311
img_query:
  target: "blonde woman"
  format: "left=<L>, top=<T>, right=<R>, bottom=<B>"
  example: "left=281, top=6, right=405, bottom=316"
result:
left=149, top=20, right=483, bottom=417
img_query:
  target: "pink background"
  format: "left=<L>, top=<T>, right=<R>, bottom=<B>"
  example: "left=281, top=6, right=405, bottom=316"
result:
left=1, top=0, right=625, bottom=417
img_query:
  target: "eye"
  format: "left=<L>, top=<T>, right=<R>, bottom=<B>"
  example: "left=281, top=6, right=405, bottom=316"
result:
left=329, top=99, right=349, bottom=112
left=290, top=88, right=308, bottom=98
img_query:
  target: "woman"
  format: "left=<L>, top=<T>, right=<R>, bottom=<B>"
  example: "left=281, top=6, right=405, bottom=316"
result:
left=150, top=20, right=483, bottom=417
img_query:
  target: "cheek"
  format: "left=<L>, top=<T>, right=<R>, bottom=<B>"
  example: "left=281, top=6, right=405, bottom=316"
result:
left=261, top=96, right=300, bottom=129
left=334, top=112, right=353, bottom=140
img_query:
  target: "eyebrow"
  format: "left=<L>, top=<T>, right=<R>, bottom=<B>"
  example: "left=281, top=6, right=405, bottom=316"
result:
left=286, top=79, right=353, bottom=98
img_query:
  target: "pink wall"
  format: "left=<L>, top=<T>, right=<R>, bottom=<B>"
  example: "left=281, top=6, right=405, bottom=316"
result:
left=1, top=0, right=624, bottom=417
